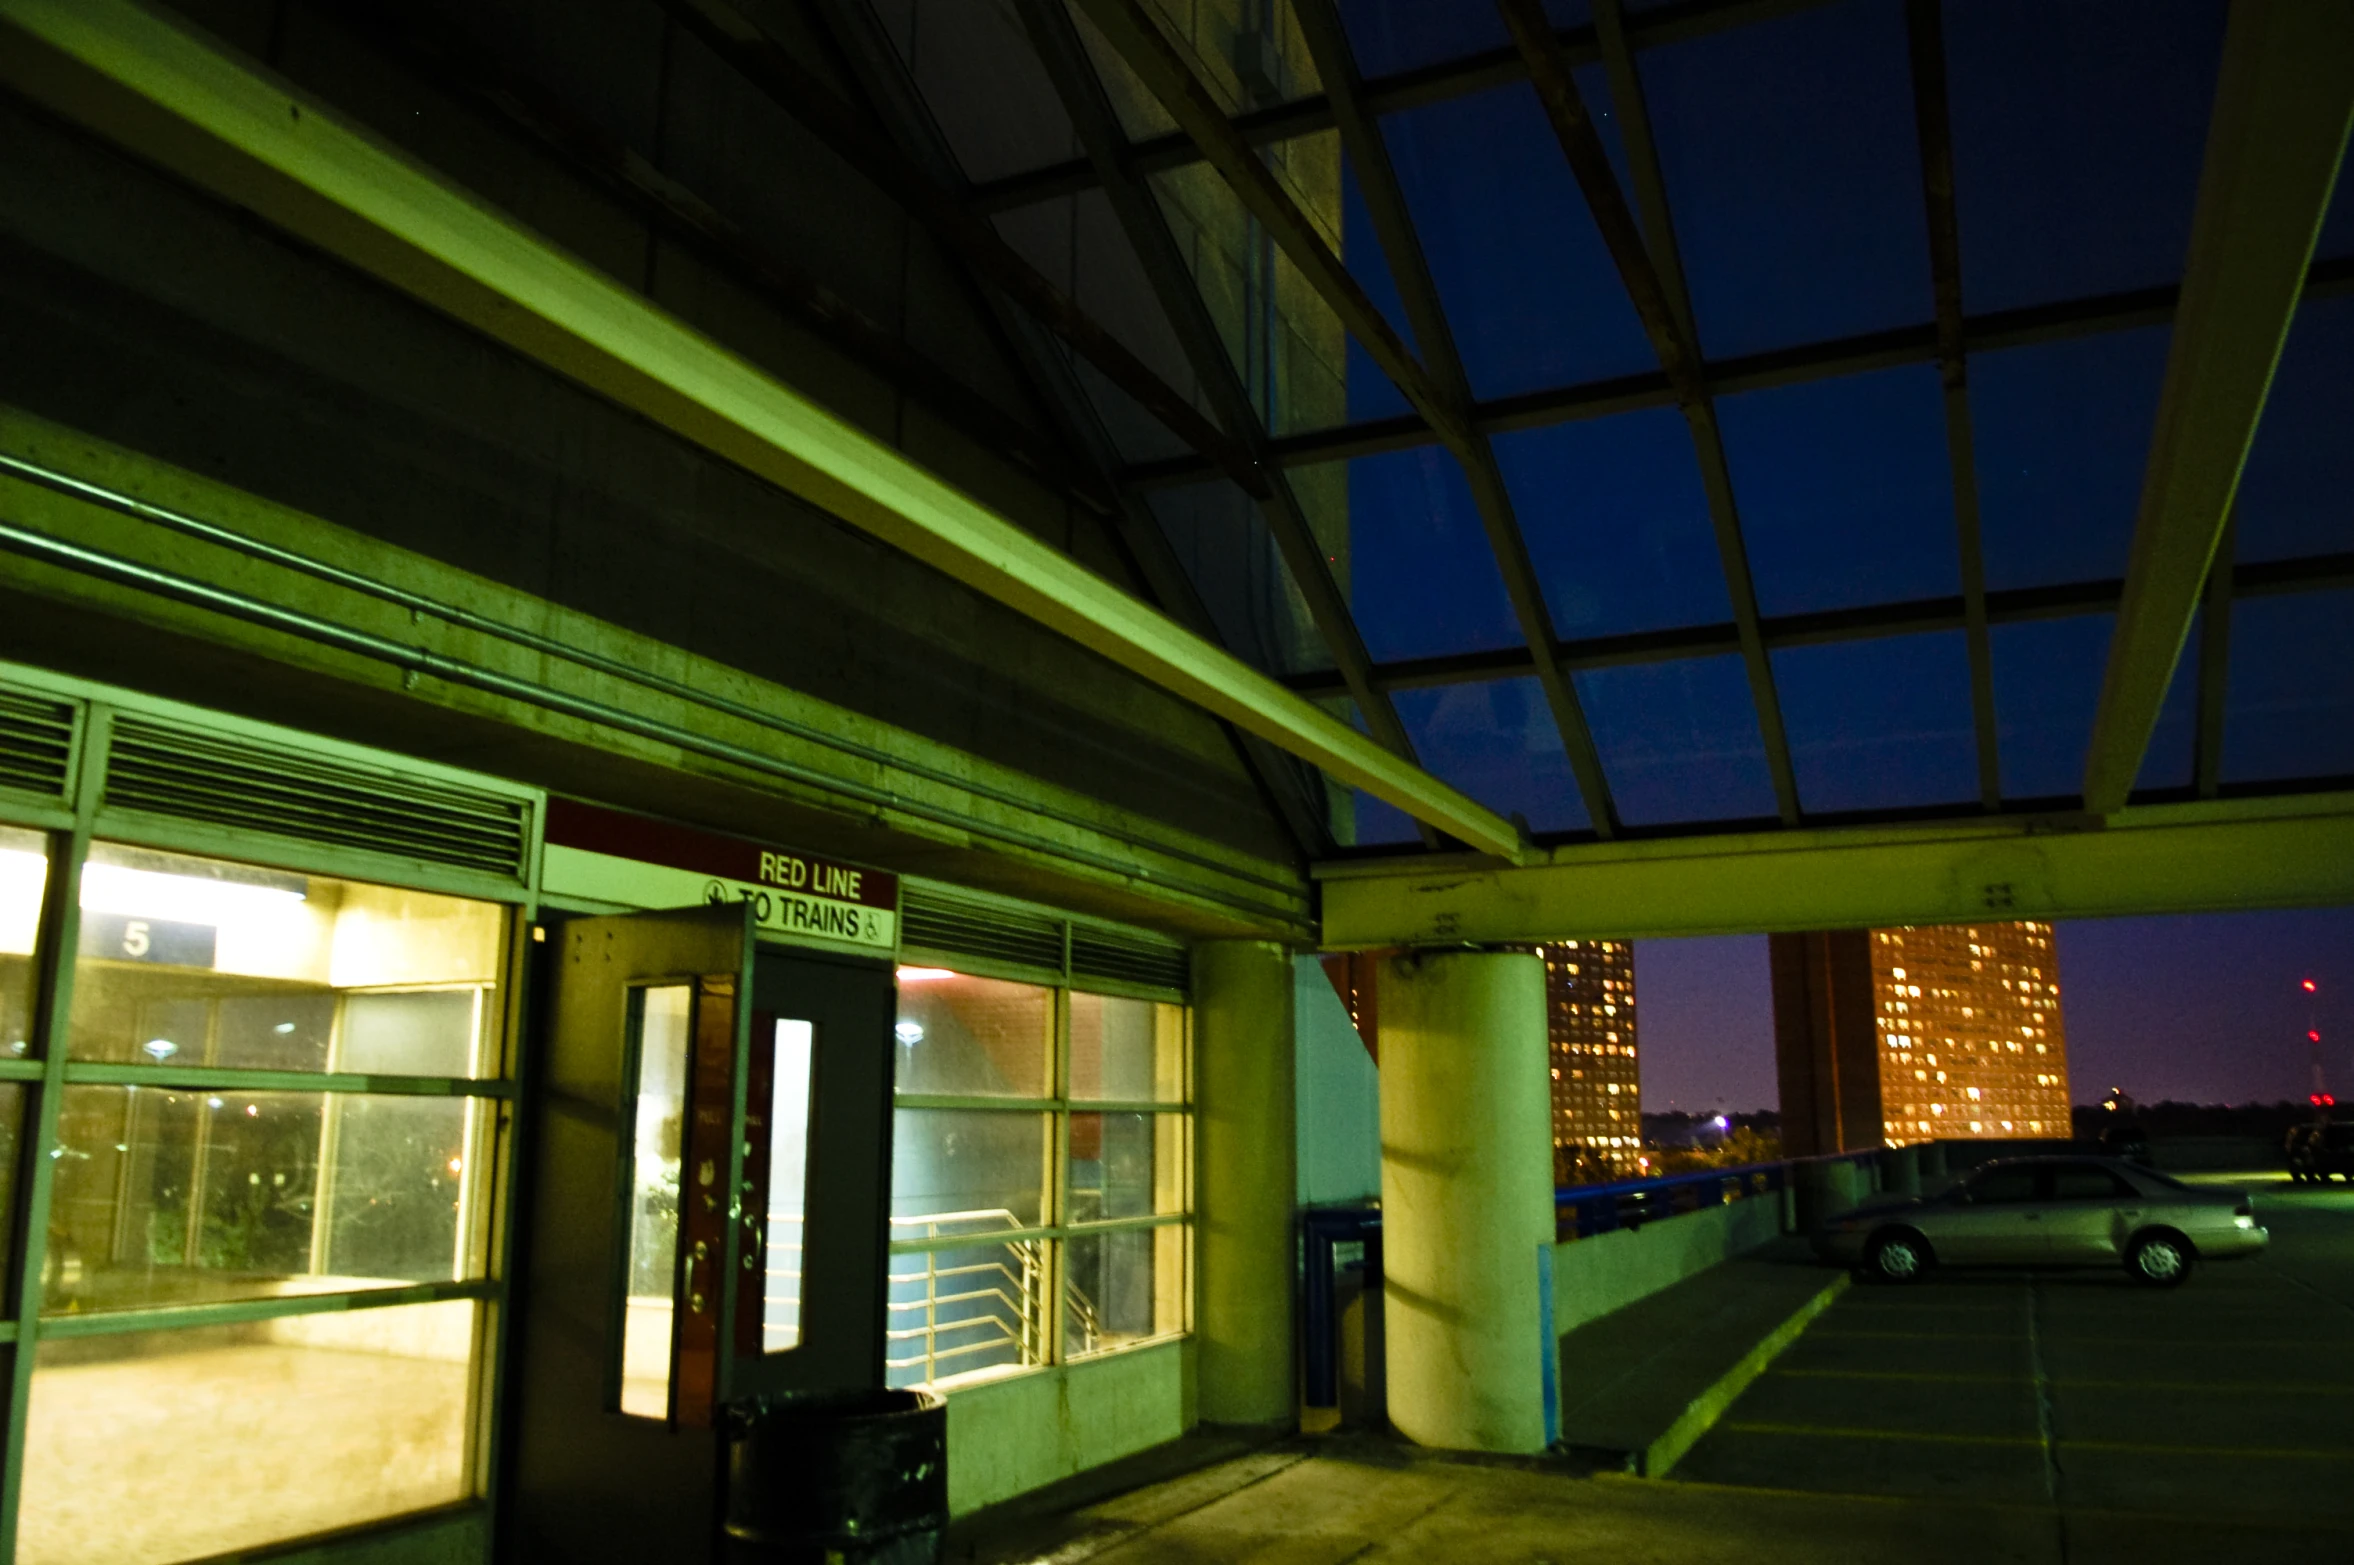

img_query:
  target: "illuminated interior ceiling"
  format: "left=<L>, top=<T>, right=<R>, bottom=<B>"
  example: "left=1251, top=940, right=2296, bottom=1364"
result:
left=883, top=0, right=2354, bottom=856
left=10, top=0, right=2350, bottom=875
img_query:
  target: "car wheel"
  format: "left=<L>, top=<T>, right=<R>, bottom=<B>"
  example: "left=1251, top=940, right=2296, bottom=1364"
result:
left=1866, top=1230, right=1929, bottom=1284
left=2126, top=1231, right=2192, bottom=1288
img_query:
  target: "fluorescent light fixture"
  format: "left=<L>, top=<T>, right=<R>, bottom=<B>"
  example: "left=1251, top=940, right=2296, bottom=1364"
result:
left=894, top=967, right=958, bottom=982
left=79, top=862, right=306, bottom=924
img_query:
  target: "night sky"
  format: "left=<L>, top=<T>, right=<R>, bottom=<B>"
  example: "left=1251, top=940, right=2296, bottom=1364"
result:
left=1636, top=905, right=2354, bottom=1115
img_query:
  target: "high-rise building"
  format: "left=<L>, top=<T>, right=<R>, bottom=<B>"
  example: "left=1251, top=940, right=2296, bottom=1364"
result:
left=1532, top=941, right=1640, bottom=1181
left=1872, top=922, right=2070, bottom=1145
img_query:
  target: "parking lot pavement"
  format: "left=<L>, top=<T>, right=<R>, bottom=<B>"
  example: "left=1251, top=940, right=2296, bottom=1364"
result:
left=1674, top=1172, right=2354, bottom=1546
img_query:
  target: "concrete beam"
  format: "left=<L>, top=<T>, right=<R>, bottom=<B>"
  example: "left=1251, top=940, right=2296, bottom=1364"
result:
left=2084, top=1, right=2354, bottom=813
left=0, top=0, right=1527, bottom=862
left=1318, top=792, right=2354, bottom=947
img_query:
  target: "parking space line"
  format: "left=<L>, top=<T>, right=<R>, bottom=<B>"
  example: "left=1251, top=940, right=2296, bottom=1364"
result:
left=1771, top=1366, right=2352, bottom=1396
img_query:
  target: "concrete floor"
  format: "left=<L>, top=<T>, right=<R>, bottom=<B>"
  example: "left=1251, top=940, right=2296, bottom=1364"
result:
left=956, top=1174, right=2354, bottom=1564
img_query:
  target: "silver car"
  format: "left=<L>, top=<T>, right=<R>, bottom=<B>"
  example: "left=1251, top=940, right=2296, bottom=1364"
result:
left=1812, top=1155, right=2267, bottom=1287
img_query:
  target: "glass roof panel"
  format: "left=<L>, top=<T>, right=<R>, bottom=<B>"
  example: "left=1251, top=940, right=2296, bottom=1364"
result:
left=993, top=188, right=1201, bottom=407
left=2135, top=614, right=2202, bottom=794
left=1337, top=450, right=1525, bottom=663
left=1335, top=0, right=1513, bottom=79
left=1772, top=633, right=1977, bottom=816
left=1379, top=79, right=1656, bottom=401
left=1150, top=147, right=1351, bottom=438
left=1146, top=480, right=1333, bottom=676
left=1386, top=678, right=1591, bottom=836
left=1989, top=614, right=2112, bottom=802
left=1347, top=790, right=1422, bottom=847
left=2319, top=155, right=2354, bottom=261
left=1971, top=327, right=2171, bottom=593
left=1637, top=0, right=1931, bottom=360
left=2234, top=296, right=2354, bottom=565
left=1573, top=655, right=1778, bottom=826
left=1493, top=408, right=1731, bottom=640
left=2223, top=590, right=2354, bottom=785
left=1341, top=161, right=1415, bottom=424
left=882, top=0, right=1077, bottom=187
left=1946, top=0, right=2225, bottom=314
left=1719, top=364, right=1957, bottom=617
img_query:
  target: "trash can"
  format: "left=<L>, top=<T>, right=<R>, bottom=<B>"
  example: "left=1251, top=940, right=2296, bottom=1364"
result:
left=723, top=1388, right=947, bottom=1565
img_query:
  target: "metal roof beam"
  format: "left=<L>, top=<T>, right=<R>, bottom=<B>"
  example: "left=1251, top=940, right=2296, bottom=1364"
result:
left=1008, top=0, right=1437, bottom=851
left=651, top=0, right=1267, bottom=498
left=1293, top=0, right=1622, bottom=838
left=0, top=0, right=1529, bottom=859
left=1904, top=0, right=2001, bottom=812
left=2083, top=0, right=2354, bottom=814
left=968, top=0, right=1838, bottom=215
left=1274, top=548, right=2354, bottom=697
left=1526, top=0, right=1801, bottom=824
left=2193, top=511, right=2238, bottom=800
left=1318, top=790, right=2354, bottom=946
left=1121, top=258, right=2354, bottom=489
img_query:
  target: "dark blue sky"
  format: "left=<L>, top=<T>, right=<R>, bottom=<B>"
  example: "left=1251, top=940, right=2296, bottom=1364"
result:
left=1637, top=906, right=2354, bottom=1114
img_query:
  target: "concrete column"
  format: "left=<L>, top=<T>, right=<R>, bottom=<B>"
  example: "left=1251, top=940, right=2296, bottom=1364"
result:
left=1879, top=1144, right=1922, bottom=1197
left=1192, top=941, right=1297, bottom=1427
left=1378, top=950, right=1553, bottom=1454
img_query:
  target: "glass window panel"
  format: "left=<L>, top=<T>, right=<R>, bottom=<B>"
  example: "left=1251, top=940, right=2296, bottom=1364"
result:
left=1345, top=789, right=1423, bottom=849
left=1337, top=0, right=1514, bottom=79
left=1574, top=655, right=1779, bottom=826
left=760, top=1017, right=815, bottom=1354
left=1068, top=995, right=1184, bottom=1103
left=2224, top=590, right=2354, bottom=785
left=1972, top=328, right=2171, bottom=593
left=1947, top=0, right=2223, bottom=313
left=1340, top=449, right=1525, bottom=662
left=45, top=1085, right=488, bottom=1316
left=1990, top=615, right=2113, bottom=802
left=1393, top=678, right=1590, bottom=835
left=1147, top=481, right=1334, bottom=677
left=1067, top=1113, right=1184, bottom=1224
left=1, top=823, right=45, bottom=1060
left=620, top=984, right=689, bottom=1419
left=2136, top=616, right=2201, bottom=794
left=2235, top=296, right=2354, bottom=564
left=1720, top=365, right=1958, bottom=616
left=2321, top=154, right=2354, bottom=261
left=1378, top=79, right=1653, bottom=400
left=1341, top=161, right=1419, bottom=424
left=1640, top=0, right=1931, bottom=358
left=1496, top=409, right=1731, bottom=640
left=18, top=1300, right=477, bottom=1565
left=893, top=972, right=1052, bottom=1098
left=884, top=1236, right=1048, bottom=1390
left=1063, top=1225, right=1185, bottom=1361
left=67, top=843, right=505, bottom=1076
left=1774, top=633, right=1978, bottom=815
left=889, top=1109, right=1050, bottom=1237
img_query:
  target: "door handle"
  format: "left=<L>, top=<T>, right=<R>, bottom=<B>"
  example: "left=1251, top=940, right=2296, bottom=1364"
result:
left=685, top=1239, right=710, bottom=1314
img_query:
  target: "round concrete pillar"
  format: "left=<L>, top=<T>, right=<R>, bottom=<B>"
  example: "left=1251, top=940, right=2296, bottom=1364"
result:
left=1794, top=1158, right=1863, bottom=1232
left=1919, top=1141, right=1948, bottom=1182
left=1192, top=941, right=1297, bottom=1427
left=1377, top=949, right=1552, bottom=1454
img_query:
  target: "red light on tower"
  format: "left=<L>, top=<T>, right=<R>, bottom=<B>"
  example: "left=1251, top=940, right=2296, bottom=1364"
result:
left=2312, top=1030, right=2324, bottom=1044
left=2304, top=979, right=2319, bottom=993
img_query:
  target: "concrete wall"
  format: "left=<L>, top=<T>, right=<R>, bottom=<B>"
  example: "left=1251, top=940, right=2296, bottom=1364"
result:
left=940, top=1342, right=1191, bottom=1517
left=1551, top=1196, right=1788, bottom=1338
left=1295, top=956, right=1379, bottom=1209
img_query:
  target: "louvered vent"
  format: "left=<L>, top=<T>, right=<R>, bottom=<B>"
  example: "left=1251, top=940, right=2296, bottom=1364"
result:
left=0, top=686, right=75, bottom=802
left=104, top=717, right=529, bottom=878
left=1070, top=927, right=1189, bottom=996
left=900, top=887, right=1065, bottom=976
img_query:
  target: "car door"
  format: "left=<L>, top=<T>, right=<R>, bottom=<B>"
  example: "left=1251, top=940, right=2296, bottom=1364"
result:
left=2040, top=1161, right=2140, bottom=1262
left=1923, top=1163, right=2048, bottom=1263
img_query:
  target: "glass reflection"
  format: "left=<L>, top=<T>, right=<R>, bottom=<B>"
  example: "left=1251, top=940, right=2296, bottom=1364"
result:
left=1068, top=1113, right=1184, bottom=1223
left=1067, top=995, right=1184, bottom=1103
left=19, top=1301, right=477, bottom=1565
left=892, top=971, right=1051, bottom=1098
left=67, top=842, right=504, bottom=1075
left=760, top=1018, right=815, bottom=1353
left=1063, top=1226, right=1185, bottom=1361
left=44, top=1086, right=482, bottom=1314
left=619, top=985, right=690, bottom=1419
left=1, top=824, right=48, bottom=1060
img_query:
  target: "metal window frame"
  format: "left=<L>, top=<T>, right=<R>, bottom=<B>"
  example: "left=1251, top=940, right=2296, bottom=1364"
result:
left=0, top=675, right=539, bottom=1562
left=887, top=967, right=1191, bottom=1391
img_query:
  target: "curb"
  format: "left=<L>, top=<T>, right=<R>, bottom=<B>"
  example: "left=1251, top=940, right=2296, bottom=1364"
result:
left=1638, top=1270, right=1850, bottom=1478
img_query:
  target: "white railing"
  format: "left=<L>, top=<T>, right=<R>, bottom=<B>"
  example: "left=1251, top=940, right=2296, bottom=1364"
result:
left=883, top=1208, right=1110, bottom=1386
